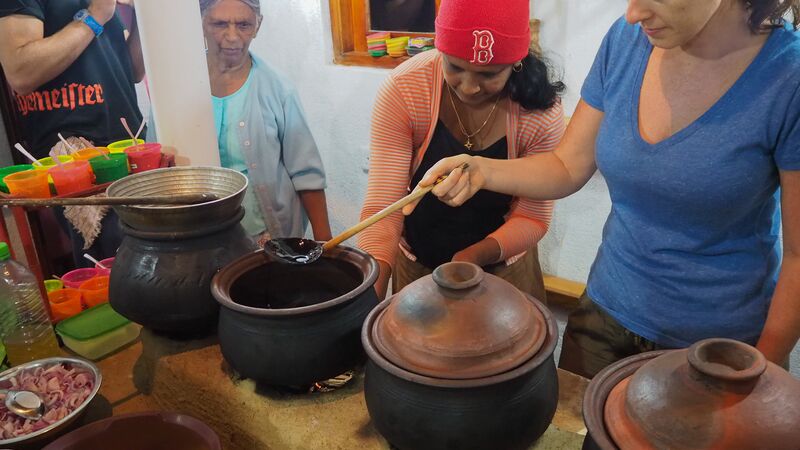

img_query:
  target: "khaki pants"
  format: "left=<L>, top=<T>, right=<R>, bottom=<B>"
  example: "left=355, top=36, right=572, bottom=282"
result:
left=392, top=247, right=547, bottom=303
left=558, top=293, right=791, bottom=379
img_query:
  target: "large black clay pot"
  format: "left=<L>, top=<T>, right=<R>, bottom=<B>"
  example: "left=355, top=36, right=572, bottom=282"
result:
left=110, top=208, right=256, bottom=335
left=362, top=262, right=559, bottom=450
left=211, top=246, right=379, bottom=387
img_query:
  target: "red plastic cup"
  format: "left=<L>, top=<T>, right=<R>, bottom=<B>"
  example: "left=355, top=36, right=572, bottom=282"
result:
left=48, top=160, right=95, bottom=195
left=48, top=288, right=83, bottom=322
left=80, top=275, right=109, bottom=308
left=4, top=169, right=51, bottom=198
left=124, top=143, right=162, bottom=174
left=62, top=268, right=99, bottom=289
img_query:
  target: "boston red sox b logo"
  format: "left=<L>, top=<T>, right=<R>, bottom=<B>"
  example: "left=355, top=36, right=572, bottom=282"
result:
left=471, top=30, right=495, bottom=64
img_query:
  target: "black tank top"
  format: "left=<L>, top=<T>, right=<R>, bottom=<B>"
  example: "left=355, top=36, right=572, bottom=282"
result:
left=404, top=120, right=513, bottom=269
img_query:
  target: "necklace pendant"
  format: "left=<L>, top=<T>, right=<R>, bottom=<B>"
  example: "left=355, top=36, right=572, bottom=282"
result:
left=464, top=137, right=474, bottom=150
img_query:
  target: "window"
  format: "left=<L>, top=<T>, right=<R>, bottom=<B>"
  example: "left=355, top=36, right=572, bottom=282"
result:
left=330, top=0, right=541, bottom=69
left=330, top=0, right=440, bottom=68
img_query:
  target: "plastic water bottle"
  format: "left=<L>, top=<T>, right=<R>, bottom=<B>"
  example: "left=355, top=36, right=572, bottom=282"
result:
left=0, top=242, right=59, bottom=366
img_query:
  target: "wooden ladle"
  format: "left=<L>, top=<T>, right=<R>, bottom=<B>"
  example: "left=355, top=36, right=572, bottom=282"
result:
left=264, top=163, right=469, bottom=264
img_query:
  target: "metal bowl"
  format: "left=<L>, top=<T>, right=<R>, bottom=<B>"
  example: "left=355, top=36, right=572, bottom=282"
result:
left=106, top=166, right=248, bottom=232
left=0, top=357, right=102, bottom=448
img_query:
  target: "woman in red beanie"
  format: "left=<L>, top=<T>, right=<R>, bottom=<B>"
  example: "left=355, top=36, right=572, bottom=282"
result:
left=410, top=0, right=800, bottom=377
left=358, top=0, right=566, bottom=300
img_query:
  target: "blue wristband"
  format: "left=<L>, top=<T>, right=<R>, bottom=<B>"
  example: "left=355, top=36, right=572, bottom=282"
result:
left=74, top=9, right=104, bottom=37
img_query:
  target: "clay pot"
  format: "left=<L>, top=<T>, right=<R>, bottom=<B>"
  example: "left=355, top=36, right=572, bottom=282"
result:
left=110, top=208, right=256, bottom=335
left=583, top=338, right=800, bottom=450
left=211, top=245, right=379, bottom=387
left=362, top=262, right=558, bottom=450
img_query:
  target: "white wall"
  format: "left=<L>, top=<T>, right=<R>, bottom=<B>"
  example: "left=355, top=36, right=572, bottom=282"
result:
left=249, top=0, right=627, bottom=283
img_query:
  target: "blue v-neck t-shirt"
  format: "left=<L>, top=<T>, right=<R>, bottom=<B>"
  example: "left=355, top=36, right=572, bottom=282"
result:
left=583, top=18, right=800, bottom=347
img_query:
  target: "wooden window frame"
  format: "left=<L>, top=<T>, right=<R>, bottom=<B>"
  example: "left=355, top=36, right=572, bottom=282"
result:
left=329, top=0, right=440, bottom=69
left=330, top=0, right=541, bottom=69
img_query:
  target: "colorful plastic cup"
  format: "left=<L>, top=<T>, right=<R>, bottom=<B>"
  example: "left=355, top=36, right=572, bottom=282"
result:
left=72, top=147, right=110, bottom=161
left=124, top=143, right=162, bottom=174
left=107, top=138, right=145, bottom=154
left=34, top=155, right=74, bottom=170
left=80, top=275, right=109, bottom=308
left=0, top=164, right=34, bottom=193
left=48, top=288, right=83, bottom=322
left=62, top=268, right=99, bottom=289
left=4, top=170, right=52, bottom=198
left=48, top=160, right=95, bottom=196
left=96, top=257, right=115, bottom=271
left=44, top=279, right=64, bottom=293
left=89, top=153, right=129, bottom=183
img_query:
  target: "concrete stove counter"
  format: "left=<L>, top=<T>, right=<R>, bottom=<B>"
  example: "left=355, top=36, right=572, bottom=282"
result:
left=86, top=330, right=589, bottom=449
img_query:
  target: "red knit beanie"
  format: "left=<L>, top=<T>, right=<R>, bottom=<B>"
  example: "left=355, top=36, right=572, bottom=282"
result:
left=435, top=0, right=530, bottom=66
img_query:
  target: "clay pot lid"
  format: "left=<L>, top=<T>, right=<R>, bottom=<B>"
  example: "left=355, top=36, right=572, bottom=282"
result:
left=371, top=262, right=546, bottom=379
left=603, top=338, right=800, bottom=450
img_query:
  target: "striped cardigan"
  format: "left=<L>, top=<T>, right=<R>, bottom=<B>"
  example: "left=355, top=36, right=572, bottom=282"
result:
left=358, top=50, right=565, bottom=268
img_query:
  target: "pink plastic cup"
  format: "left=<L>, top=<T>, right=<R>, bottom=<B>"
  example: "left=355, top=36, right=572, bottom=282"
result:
left=61, top=268, right=99, bottom=289
left=48, top=160, right=95, bottom=195
left=124, top=143, right=162, bottom=174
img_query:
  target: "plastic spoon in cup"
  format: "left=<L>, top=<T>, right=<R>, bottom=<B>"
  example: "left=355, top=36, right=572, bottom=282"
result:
left=133, top=119, right=146, bottom=142
left=48, top=150, right=65, bottom=168
left=14, top=143, right=43, bottom=166
left=78, top=137, right=110, bottom=160
left=83, top=253, right=108, bottom=270
left=263, top=162, right=470, bottom=264
left=57, top=133, right=78, bottom=154
left=120, top=117, right=136, bottom=142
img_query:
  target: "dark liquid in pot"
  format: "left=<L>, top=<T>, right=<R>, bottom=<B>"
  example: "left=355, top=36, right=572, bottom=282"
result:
left=230, top=258, right=363, bottom=309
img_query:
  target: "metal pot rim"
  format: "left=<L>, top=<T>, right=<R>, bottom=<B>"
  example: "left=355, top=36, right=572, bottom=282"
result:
left=0, top=357, right=102, bottom=446
left=211, top=246, right=379, bottom=317
left=361, top=293, right=558, bottom=388
left=106, top=166, right=248, bottom=211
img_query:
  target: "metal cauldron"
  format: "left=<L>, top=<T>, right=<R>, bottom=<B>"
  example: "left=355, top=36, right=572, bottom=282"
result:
left=108, top=167, right=256, bottom=335
left=106, top=166, right=247, bottom=232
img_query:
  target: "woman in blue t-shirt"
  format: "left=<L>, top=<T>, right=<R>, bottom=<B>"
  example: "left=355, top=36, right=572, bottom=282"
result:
left=407, top=0, right=800, bottom=378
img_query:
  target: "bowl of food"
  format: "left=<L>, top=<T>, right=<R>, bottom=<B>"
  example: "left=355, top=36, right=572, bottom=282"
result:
left=0, top=357, right=101, bottom=449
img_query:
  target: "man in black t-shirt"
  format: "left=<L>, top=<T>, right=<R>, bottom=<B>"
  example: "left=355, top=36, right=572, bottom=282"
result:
left=0, top=0, right=144, bottom=269
left=0, top=0, right=144, bottom=157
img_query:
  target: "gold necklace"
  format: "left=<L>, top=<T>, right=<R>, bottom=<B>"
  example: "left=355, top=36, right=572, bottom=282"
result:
left=447, top=85, right=500, bottom=150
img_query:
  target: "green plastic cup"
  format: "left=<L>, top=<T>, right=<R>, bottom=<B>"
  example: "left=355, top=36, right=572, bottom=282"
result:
left=89, top=153, right=129, bottom=183
left=0, top=164, right=34, bottom=193
left=44, top=279, right=64, bottom=293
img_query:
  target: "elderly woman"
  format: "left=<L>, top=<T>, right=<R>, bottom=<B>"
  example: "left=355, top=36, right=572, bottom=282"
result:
left=200, top=0, right=331, bottom=242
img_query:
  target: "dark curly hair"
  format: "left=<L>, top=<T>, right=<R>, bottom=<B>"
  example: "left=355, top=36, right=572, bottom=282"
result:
left=506, top=51, right=565, bottom=112
left=746, top=0, right=799, bottom=31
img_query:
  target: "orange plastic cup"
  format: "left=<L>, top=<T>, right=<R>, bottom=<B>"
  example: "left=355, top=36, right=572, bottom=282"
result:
left=79, top=275, right=109, bottom=308
left=48, top=288, right=83, bottom=322
left=72, top=147, right=110, bottom=161
left=48, top=160, right=95, bottom=195
left=125, top=143, right=162, bottom=174
left=4, top=170, right=51, bottom=198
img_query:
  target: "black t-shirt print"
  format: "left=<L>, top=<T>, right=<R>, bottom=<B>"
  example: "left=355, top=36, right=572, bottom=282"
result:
left=0, top=0, right=143, bottom=157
